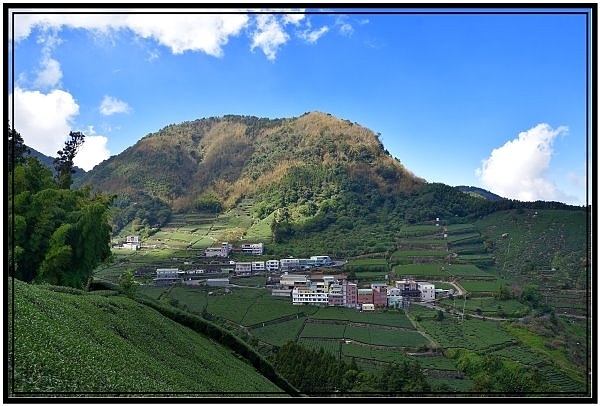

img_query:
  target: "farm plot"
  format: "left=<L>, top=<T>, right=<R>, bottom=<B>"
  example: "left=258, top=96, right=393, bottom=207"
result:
left=300, top=322, right=346, bottom=339
left=251, top=317, right=307, bottom=346
left=164, top=286, right=208, bottom=315
left=298, top=338, right=341, bottom=357
left=394, top=263, right=448, bottom=278
left=241, top=297, right=309, bottom=326
left=488, top=343, right=545, bottom=365
left=205, top=288, right=265, bottom=324
left=413, top=354, right=458, bottom=371
left=354, top=271, right=389, bottom=283
left=456, top=279, right=504, bottom=293
left=400, top=224, right=441, bottom=236
left=341, top=342, right=410, bottom=364
left=311, top=307, right=414, bottom=329
left=344, top=258, right=389, bottom=272
left=345, top=326, right=429, bottom=348
left=438, top=297, right=530, bottom=318
left=414, top=314, right=516, bottom=352
left=442, top=264, right=495, bottom=278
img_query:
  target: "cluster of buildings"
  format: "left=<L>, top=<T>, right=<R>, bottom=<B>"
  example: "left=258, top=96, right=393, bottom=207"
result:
left=269, top=272, right=435, bottom=310
left=233, top=255, right=333, bottom=276
left=153, top=255, right=334, bottom=284
left=204, top=242, right=265, bottom=257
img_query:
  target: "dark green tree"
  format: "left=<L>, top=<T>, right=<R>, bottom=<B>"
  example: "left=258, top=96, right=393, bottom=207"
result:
left=7, top=123, right=29, bottom=172
left=54, top=131, right=85, bottom=189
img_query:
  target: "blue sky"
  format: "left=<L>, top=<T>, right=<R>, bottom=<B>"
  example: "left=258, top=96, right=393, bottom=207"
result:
left=7, top=6, right=593, bottom=206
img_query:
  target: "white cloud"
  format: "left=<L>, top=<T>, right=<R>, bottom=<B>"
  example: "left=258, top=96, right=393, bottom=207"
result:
left=476, top=123, right=573, bottom=203
left=34, top=57, right=62, bottom=88
left=300, top=26, right=329, bottom=44
left=335, top=16, right=354, bottom=36
left=250, top=14, right=290, bottom=61
left=9, top=86, right=79, bottom=158
left=73, top=135, right=110, bottom=171
left=12, top=12, right=249, bottom=57
left=33, top=30, right=63, bottom=88
left=100, top=95, right=131, bottom=115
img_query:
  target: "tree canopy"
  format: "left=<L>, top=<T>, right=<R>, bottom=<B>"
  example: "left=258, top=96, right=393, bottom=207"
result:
left=9, top=128, right=112, bottom=289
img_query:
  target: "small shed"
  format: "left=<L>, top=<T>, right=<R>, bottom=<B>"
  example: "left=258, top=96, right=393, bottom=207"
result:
left=361, top=303, right=375, bottom=311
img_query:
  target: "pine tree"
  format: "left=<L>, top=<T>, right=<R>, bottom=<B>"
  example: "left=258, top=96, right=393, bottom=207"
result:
left=54, top=131, right=85, bottom=189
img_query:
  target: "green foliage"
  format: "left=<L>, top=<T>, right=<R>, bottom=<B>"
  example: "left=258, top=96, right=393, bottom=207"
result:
left=448, top=348, right=554, bottom=392
left=194, top=192, right=223, bottom=213
left=8, top=278, right=285, bottom=394
left=54, top=131, right=85, bottom=189
left=7, top=123, right=29, bottom=172
left=271, top=341, right=429, bottom=393
left=117, top=269, right=138, bottom=298
left=110, top=191, right=172, bottom=236
left=9, top=155, right=112, bottom=288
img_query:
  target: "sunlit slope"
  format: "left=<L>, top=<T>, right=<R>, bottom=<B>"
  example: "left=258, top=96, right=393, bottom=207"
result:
left=8, top=279, right=284, bottom=394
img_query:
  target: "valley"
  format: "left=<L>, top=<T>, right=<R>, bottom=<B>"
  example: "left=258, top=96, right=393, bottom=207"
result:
left=92, top=205, right=589, bottom=395
left=8, top=112, right=591, bottom=398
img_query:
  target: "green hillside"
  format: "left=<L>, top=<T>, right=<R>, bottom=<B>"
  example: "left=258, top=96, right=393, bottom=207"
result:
left=74, top=112, right=584, bottom=258
left=475, top=209, right=589, bottom=289
left=8, top=278, right=285, bottom=396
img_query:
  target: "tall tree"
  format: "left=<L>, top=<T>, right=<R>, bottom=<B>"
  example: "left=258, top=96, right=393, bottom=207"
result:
left=54, top=131, right=85, bottom=189
left=7, top=123, right=29, bottom=172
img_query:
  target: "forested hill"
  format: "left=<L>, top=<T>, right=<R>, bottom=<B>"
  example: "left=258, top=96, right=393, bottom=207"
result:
left=75, top=111, right=424, bottom=210
left=74, top=112, right=582, bottom=253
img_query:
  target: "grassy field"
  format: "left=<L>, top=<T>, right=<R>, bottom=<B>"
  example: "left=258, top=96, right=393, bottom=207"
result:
left=437, top=297, right=530, bottom=318
left=345, top=326, right=429, bottom=348
left=251, top=317, right=306, bottom=346
left=8, top=279, right=284, bottom=394
left=311, top=307, right=414, bottom=329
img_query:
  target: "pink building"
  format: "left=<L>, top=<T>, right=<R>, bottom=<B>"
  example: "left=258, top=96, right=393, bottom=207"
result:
left=344, top=281, right=358, bottom=307
left=372, top=284, right=387, bottom=307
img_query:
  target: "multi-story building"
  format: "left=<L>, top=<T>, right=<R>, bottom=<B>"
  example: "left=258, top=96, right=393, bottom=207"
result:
left=123, top=235, right=141, bottom=250
left=292, top=284, right=329, bottom=305
left=357, top=288, right=374, bottom=305
left=266, top=260, right=280, bottom=272
left=280, top=258, right=300, bottom=271
left=396, top=279, right=421, bottom=299
left=251, top=261, right=265, bottom=272
left=234, top=262, right=252, bottom=276
left=241, top=243, right=264, bottom=255
left=154, top=268, right=181, bottom=285
left=205, top=242, right=232, bottom=257
left=371, top=283, right=388, bottom=307
left=344, top=281, right=358, bottom=307
left=418, top=282, right=436, bottom=302
left=310, top=255, right=333, bottom=266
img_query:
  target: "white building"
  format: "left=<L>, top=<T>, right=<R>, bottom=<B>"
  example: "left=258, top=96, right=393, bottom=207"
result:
left=310, top=255, right=332, bottom=266
left=292, top=285, right=329, bottom=305
left=252, top=261, right=265, bottom=272
left=123, top=235, right=141, bottom=250
left=266, top=260, right=280, bottom=272
left=280, top=258, right=300, bottom=271
left=418, top=282, right=436, bottom=302
left=205, top=242, right=232, bottom=257
left=241, top=243, right=264, bottom=255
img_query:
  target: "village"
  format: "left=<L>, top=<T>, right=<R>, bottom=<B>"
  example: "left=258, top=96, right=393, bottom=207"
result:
left=120, top=237, right=445, bottom=312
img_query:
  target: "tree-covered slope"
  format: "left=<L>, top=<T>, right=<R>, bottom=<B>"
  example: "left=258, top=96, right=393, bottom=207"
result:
left=73, top=112, right=587, bottom=257
left=75, top=112, right=424, bottom=210
left=7, top=279, right=285, bottom=395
